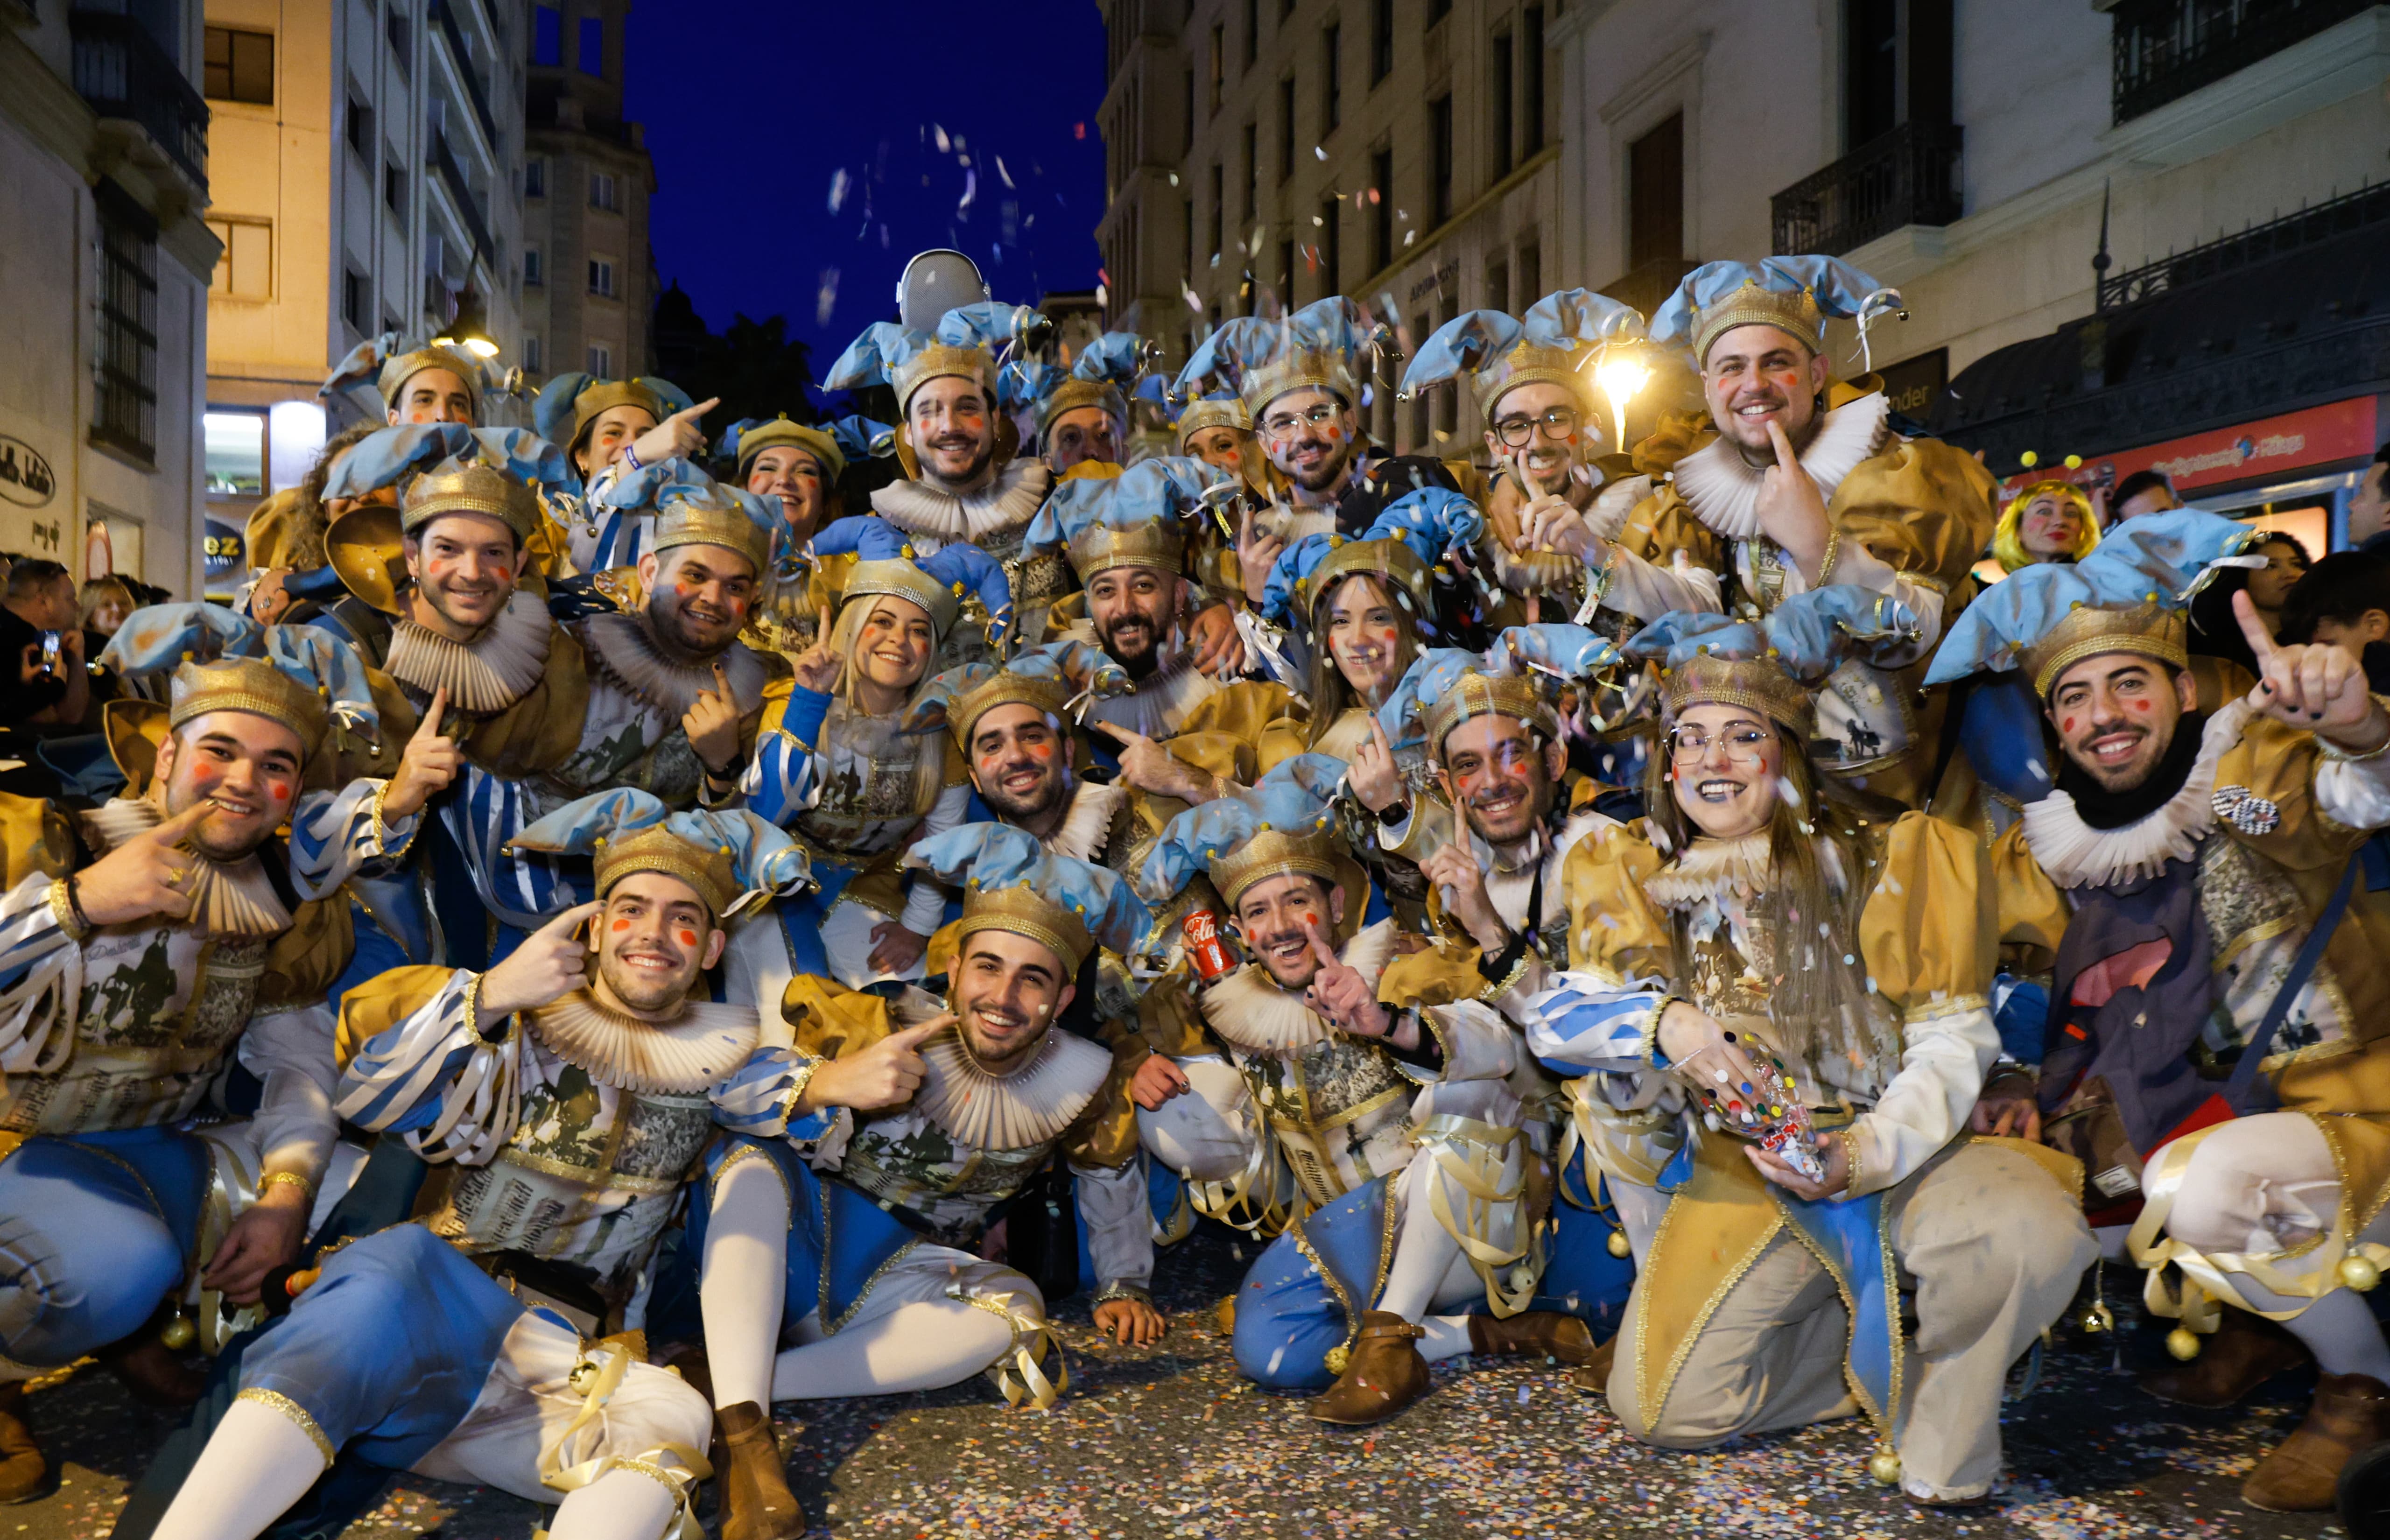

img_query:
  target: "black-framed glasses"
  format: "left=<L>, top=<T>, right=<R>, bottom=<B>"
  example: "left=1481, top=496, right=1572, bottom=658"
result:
left=1493, top=407, right=1582, bottom=447
left=1260, top=404, right=1339, bottom=440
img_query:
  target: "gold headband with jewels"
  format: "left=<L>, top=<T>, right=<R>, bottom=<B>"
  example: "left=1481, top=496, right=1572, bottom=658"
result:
left=1066, top=519, right=1182, bottom=582
left=733, top=417, right=846, bottom=484
left=959, top=884, right=1094, bottom=976
left=893, top=342, right=998, bottom=413
left=1176, top=398, right=1252, bottom=443
left=1208, top=826, right=1342, bottom=912
left=1240, top=348, right=1357, bottom=417
left=1299, top=535, right=1432, bottom=622
left=652, top=492, right=769, bottom=574
left=593, top=825, right=738, bottom=919
left=169, top=657, right=330, bottom=759
left=1693, top=280, right=1826, bottom=366
left=378, top=346, right=482, bottom=413
left=948, top=669, right=1074, bottom=752
left=1039, top=378, right=1127, bottom=432
left=2024, top=600, right=2189, bottom=701
left=400, top=461, right=542, bottom=545
left=570, top=379, right=671, bottom=447
left=841, top=557, right=962, bottom=639
left=1424, top=670, right=1560, bottom=758
left=1657, top=652, right=1814, bottom=738
left=1475, top=341, right=1593, bottom=423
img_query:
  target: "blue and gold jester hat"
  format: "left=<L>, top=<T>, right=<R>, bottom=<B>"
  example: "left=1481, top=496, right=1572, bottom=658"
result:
left=1649, top=256, right=1905, bottom=374
left=829, top=302, right=1046, bottom=474
left=318, top=425, right=576, bottom=613
left=511, top=788, right=815, bottom=920
left=1035, top=331, right=1155, bottom=433
left=904, top=823, right=1151, bottom=976
left=1401, top=288, right=1648, bottom=425
left=102, top=602, right=381, bottom=779
left=1372, top=646, right=1490, bottom=756
left=1625, top=584, right=1920, bottom=739
left=1024, top=455, right=1232, bottom=583
left=720, top=416, right=849, bottom=486
left=1139, top=753, right=1370, bottom=938
left=646, top=478, right=781, bottom=575
left=319, top=331, right=506, bottom=423
left=1262, top=485, right=1487, bottom=634
left=1923, top=509, right=2258, bottom=695
left=532, top=371, right=698, bottom=470
left=1176, top=298, right=1390, bottom=418
left=905, top=639, right=1131, bottom=749
left=806, top=513, right=1013, bottom=645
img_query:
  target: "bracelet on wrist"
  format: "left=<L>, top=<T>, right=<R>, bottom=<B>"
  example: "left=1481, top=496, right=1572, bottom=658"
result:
left=260, top=1170, right=316, bottom=1203
left=47, top=879, right=88, bottom=942
left=1090, top=1280, right=1154, bottom=1309
left=622, top=442, right=645, bottom=471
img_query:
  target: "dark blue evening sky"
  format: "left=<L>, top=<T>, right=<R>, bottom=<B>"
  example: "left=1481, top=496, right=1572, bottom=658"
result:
left=622, top=1, right=1111, bottom=369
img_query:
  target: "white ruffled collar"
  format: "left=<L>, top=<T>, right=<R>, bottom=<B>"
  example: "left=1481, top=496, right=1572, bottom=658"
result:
left=1644, top=831, right=1774, bottom=911
left=870, top=459, right=1052, bottom=547
left=1047, top=779, right=1127, bottom=864
left=1668, top=393, right=1891, bottom=543
left=385, top=590, right=554, bottom=713
left=578, top=611, right=769, bottom=719
left=2021, top=699, right=2251, bottom=890
left=1200, top=918, right=1398, bottom=1057
left=81, top=798, right=291, bottom=937
left=528, top=988, right=761, bottom=1095
left=912, top=1021, right=1112, bottom=1152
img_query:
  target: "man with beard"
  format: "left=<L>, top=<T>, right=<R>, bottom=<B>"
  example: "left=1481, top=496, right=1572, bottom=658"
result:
left=0, top=610, right=449, bottom=1500
left=1129, top=765, right=1612, bottom=1425
left=129, top=795, right=817, bottom=1540
left=692, top=823, right=1156, bottom=1539
left=1513, top=258, right=1998, bottom=808
left=1932, top=518, right=2390, bottom=1512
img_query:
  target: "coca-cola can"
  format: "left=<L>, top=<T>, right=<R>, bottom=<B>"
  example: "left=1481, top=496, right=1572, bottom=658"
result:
left=1182, top=909, right=1234, bottom=983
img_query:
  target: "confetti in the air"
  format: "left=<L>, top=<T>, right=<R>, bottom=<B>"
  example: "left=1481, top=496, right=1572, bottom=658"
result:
left=815, top=268, right=840, bottom=325
left=826, top=168, right=850, bottom=214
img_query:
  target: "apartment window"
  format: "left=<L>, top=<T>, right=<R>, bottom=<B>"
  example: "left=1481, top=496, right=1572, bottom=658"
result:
left=533, top=4, right=561, bottom=65
left=203, top=26, right=273, bottom=104
left=587, top=343, right=611, bottom=376
left=1490, top=28, right=1514, bottom=178
left=1370, top=146, right=1393, bottom=271
left=1628, top=114, right=1685, bottom=271
left=93, top=183, right=158, bottom=462
left=523, top=247, right=543, bottom=286
left=1429, top=95, right=1454, bottom=224
left=343, top=268, right=370, bottom=332
left=578, top=15, right=603, bottom=77
left=345, top=92, right=373, bottom=162
left=206, top=218, right=272, bottom=299
left=1371, top=0, right=1393, bottom=84
left=525, top=157, right=546, bottom=197
left=590, top=171, right=619, bottom=211
left=387, top=7, right=410, bottom=72
left=1244, top=0, right=1259, bottom=65
left=1278, top=77, right=1296, bottom=180
left=385, top=160, right=406, bottom=214
left=1319, top=197, right=1341, bottom=292
left=1322, top=22, right=1341, bottom=133
left=1517, top=238, right=1540, bottom=301
left=1242, top=123, right=1258, bottom=220
left=1209, top=25, right=1223, bottom=116
left=1486, top=258, right=1509, bottom=316
left=523, top=334, right=542, bottom=373
left=589, top=257, right=616, bottom=298
left=1209, top=163, right=1224, bottom=264
left=1522, top=6, right=1546, bottom=155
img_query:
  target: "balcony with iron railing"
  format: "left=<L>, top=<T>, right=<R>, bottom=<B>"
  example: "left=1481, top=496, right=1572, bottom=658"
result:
left=428, top=0, right=501, bottom=151
left=1770, top=120, right=1962, bottom=258
left=428, top=128, right=496, bottom=267
left=2098, top=178, right=2390, bottom=309
left=2110, top=0, right=2377, bottom=124
left=70, top=8, right=209, bottom=190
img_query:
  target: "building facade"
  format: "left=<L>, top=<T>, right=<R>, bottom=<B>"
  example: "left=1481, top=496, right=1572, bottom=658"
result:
left=201, top=0, right=528, bottom=565
left=1096, top=0, right=1560, bottom=458
left=520, top=0, right=654, bottom=386
left=1556, top=0, right=2390, bottom=548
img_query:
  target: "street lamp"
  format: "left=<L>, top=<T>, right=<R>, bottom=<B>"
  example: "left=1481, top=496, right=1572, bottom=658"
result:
left=434, top=287, right=502, bottom=360
left=1591, top=347, right=1653, bottom=457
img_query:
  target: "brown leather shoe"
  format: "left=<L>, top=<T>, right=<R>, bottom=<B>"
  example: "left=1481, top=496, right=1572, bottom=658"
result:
left=2138, top=1308, right=2311, bottom=1409
left=1469, top=1311, right=1600, bottom=1367
left=0, top=1384, right=46, bottom=1505
left=715, top=1401, right=804, bottom=1540
left=1568, top=1334, right=1619, bottom=1394
left=1306, top=1312, right=1430, bottom=1426
left=96, top=1333, right=203, bottom=1409
left=2242, top=1371, right=2390, bottom=1512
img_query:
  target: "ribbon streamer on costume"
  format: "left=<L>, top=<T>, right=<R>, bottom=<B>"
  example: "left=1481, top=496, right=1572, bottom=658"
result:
left=1186, top=1112, right=1300, bottom=1239
left=948, top=1281, right=1068, bottom=1410
left=2128, top=1122, right=2390, bottom=1330
left=190, top=1129, right=264, bottom=1354
left=1414, top=1113, right=1539, bottom=1319
left=540, top=1336, right=712, bottom=1540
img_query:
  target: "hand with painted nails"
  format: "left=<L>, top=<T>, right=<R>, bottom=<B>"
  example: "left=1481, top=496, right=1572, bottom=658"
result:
left=2236, top=589, right=2390, bottom=751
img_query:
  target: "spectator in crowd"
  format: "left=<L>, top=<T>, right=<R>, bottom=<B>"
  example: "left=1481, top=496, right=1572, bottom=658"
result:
left=2348, top=440, right=2390, bottom=557
left=78, top=575, right=134, bottom=638
left=1, top=559, right=85, bottom=726
left=2187, top=530, right=2311, bottom=679
left=2111, top=468, right=2182, bottom=521
left=2281, top=550, right=2390, bottom=693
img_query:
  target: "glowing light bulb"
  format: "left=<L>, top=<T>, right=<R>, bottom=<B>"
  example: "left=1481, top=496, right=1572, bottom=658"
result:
left=1591, top=350, right=1653, bottom=455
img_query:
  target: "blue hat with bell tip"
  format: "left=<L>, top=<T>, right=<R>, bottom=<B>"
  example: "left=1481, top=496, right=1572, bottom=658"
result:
left=532, top=372, right=698, bottom=456
left=319, top=331, right=502, bottom=422
left=510, top=789, right=815, bottom=920
left=1035, top=331, right=1151, bottom=431
left=905, top=638, right=1130, bottom=745
left=809, top=515, right=1013, bottom=644
left=1650, top=257, right=1904, bottom=372
left=904, top=823, right=1150, bottom=976
left=1372, top=647, right=1488, bottom=752
left=1260, top=485, right=1484, bottom=628
left=101, top=602, right=380, bottom=766
left=321, top=425, right=572, bottom=506
left=1139, top=754, right=1372, bottom=933
left=1175, top=298, right=1389, bottom=417
left=1025, top=456, right=1229, bottom=579
left=1626, top=584, right=1917, bottom=734
left=1401, top=288, right=1647, bottom=423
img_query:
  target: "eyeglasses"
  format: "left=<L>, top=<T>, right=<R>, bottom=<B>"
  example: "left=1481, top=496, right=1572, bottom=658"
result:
left=1668, top=724, right=1773, bottom=765
left=1260, top=404, right=1339, bottom=440
left=1492, top=407, right=1582, bottom=447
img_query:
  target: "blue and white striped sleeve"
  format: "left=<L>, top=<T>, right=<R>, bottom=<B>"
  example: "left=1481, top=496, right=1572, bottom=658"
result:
left=334, top=968, right=522, bottom=1165
left=287, top=780, right=421, bottom=898
left=709, top=1046, right=843, bottom=1147
left=0, top=872, right=78, bottom=1075
left=739, top=686, right=831, bottom=828
left=1519, top=970, right=1673, bottom=1080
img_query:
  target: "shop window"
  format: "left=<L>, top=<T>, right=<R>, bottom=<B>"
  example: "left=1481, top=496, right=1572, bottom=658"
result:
left=204, top=412, right=266, bottom=498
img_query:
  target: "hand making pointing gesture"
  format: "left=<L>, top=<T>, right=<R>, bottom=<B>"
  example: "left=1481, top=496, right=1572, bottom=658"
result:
left=382, top=686, right=462, bottom=820
left=796, top=1016, right=952, bottom=1116
left=76, top=800, right=216, bottom=927
left=2235, top=589, right=2390, bottom=749
left=684, top=661, right=745, bottom=779
left=629, top=396, right=721, bottom=470
left=478, top=900, right=603, bottom=1020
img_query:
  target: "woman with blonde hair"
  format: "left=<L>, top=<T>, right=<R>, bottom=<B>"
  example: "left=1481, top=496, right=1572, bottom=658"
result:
left=1992, top=478, right=2100, bottom=573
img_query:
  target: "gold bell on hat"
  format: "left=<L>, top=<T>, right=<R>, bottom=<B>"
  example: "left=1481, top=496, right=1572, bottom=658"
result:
left=2342, top=1254, right=2382, bottom=1292
left=160, top=1308, right=196, bottom=1351
left=2165, top=1326, right=2203, bottom=1361
left=1607, top=1228, right=1632, bottom=1259
left=2077, top=1301, right=2116, bottom=1336
left=1867, top=1447, right=1902, bottom=1485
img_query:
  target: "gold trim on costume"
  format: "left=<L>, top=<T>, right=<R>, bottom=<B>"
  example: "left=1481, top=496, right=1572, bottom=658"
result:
left=237, top=1388, right=337, bottom=1465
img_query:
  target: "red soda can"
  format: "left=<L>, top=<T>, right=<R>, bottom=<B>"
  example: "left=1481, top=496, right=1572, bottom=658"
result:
left=1182, top=909, right=1235, bottom=983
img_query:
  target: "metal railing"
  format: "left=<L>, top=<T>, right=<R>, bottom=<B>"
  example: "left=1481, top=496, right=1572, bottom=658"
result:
left=2111, top=0, right=2376, bottom=124
left=428, top=0, right=501, bottom=150
left=1770, top=120, right=1962, bottom=257
left=70, top=10, right=209, bottom=188
left=428, top=128, right=496, bottom=266
left=2098, top=179, right=2390, bottom=309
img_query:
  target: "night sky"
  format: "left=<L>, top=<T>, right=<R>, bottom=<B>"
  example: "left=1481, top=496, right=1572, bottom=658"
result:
left=622, top=0, right=1111, bottom=374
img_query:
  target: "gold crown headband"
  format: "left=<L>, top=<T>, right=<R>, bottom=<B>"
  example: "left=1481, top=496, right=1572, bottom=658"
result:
left=1693, top=280, right=1827, bottom=366
left=733, top=417, right=846, bottom=484
left=2023, top=600, right=2188, bottom=700
left=169, top=657, right=330, bottom=761
left=1066, top=520, right=1183, bottom=582
left=378, top=346, right=482, bottom=413
left=1655, top=652, right=1814, bottom=738
left=958, top=883, right=1095, bottom=976
left=1039, top=378, right=1127, bottom=432
left=1208, top=826, right=1341, bottom=911
left=1423, top=670, right=1560, bottom=759
left=400, top=462, right=543, bottom=545
left=1240, top=348, right=1357, bottom=417
left=593, top=825, right=739, bottom=919
left=893, top=343, right=998, bottom=413
left=653, top=494, right=769, bottom=574
left=1300, top=536, right=1432, bottom=622
left=948, top=669, right=1074, bottom=752
left=840, top=558, right=963, bottom=639
left=570, top=379, right=669, bottom=447
left=1176, top=398, right=1251, bottom=442
left=1475, top=341, right=1592, bottom=424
